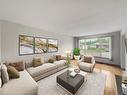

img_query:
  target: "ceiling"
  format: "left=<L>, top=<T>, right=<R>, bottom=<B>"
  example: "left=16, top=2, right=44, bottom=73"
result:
left=0, top=0, right=127, bottom=36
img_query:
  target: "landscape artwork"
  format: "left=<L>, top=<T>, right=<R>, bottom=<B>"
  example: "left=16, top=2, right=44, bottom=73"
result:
left=48, top=39, right=58, bottom=52
left=19, top=35, right=34, bottom=55
left=34, top=37, right=47, bottom=53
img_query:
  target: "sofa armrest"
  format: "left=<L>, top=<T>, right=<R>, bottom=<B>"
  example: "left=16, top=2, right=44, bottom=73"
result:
left=77, top=58, right=84, bottom=63
left=91, top=56, right=95, bottom=64
left=90, top=57, right=96, bottom=72
left=90, top=63, right=95, bottom=72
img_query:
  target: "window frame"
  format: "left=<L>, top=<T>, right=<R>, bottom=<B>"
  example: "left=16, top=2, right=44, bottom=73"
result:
left=78, top=36, right=112, bottom=59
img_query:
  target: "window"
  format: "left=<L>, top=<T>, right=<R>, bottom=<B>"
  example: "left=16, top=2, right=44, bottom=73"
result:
left=79, top=37, right=112, bottom=59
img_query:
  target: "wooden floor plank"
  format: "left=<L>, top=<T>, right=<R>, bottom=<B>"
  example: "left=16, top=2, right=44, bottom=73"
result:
left=94, top=63, right=123, bottom=95
left=71, top=60, right=123, bottom=95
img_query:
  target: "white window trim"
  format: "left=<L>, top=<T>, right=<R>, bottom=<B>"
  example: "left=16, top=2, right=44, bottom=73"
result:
left=79, top=36, right=112, bottom=59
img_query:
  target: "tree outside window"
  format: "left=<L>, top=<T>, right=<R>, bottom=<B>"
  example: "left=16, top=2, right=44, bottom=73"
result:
left=79, top=37, right=111, bottom=59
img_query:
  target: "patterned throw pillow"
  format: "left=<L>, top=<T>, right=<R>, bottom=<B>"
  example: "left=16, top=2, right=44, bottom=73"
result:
left=48, top=58, right=54, bottom=63
left=8, top=61, right=24, bottom=71
left=7, top=66, right=20, bottom=79
left=56, top=55, right=61, bottom=61
left=32, top=58, right=43, bottom=67
left=1, top=64, right=9, bottom=84
left=84, top=56, right=92, bottom=63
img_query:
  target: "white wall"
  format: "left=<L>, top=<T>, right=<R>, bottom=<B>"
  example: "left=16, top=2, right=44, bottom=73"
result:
left=121, top=27, right=127, bottom=70
left=0, top=21, right=1, bottom=62
left=0, top=20, right=73, bottom=62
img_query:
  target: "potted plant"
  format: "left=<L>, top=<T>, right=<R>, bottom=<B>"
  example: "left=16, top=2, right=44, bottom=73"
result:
left=73, top=48, right=80, bottom=60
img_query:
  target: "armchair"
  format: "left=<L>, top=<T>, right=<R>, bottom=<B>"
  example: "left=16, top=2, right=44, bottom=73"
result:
left=78, top=56, right=95, bottom=72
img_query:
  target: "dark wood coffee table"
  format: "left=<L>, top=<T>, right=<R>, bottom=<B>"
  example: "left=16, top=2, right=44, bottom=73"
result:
left=56, top=70, right=85, bottom=95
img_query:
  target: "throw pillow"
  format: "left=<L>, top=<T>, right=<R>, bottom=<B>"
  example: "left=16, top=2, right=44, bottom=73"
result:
left=0, top=78, right=2, bottom=88
left=61, top=56, right=65, bottom=60
left=1, top=64, right=9, bottom=84
left=53, top=55, right=56, bottom=61
left=56, top=55, right=61, bottom=61
left=8, top=61, right=24, bottom=71
left=32, top=58, right=43, bottom=67
left=7, top=66, right=20, bottom=79
left=48, top=58, right=54, bottom=63
left=84, top=56, right=92, bottom=63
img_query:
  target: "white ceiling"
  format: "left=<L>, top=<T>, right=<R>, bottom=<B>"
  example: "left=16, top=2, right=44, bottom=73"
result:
left=0, top=0, right=127, bottom=36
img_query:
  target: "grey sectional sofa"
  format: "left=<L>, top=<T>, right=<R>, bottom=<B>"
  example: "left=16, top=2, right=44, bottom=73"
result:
left=0, top=57, right=67, bottom=95
left=26, top=60, right=66, bottom=81
left=0, top=70, right=38, bottom=95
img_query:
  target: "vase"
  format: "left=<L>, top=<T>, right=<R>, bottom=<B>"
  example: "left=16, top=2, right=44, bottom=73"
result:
left=67, top=67, right=71, bottom=78
left=74, top=55, right=80, bottom=60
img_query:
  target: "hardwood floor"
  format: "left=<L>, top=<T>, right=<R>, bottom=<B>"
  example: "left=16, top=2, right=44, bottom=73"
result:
left=71, top=60, right=123, bottom=95
left=94, top=63, right=123, bottom=95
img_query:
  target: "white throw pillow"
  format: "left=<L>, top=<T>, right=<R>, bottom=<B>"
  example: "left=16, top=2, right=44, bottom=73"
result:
left=1, top=64, right=9, bottom=84
left=0, top=78, right=2, bottom=88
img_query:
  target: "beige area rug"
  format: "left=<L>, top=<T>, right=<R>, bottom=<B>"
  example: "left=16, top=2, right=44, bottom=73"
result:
left=37, top=69, right=106, bottom=95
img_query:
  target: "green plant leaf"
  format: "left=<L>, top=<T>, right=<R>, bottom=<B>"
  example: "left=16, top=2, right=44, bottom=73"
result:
left=73, top=48, right=80, bottom=56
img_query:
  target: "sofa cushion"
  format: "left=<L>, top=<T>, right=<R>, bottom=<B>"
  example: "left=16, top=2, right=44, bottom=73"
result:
left=7, top=66, right=20, bottom=79
left=48, top=58, right=54, bottom=63
left=8, top=61, right=25, bottom=71
left=25, top=57, right=44, bottom=68
left=27, top=63, right=57, bottom=78
left=79, top=62, right=93, bottom=72
left=32, top=58, right=43, bottom=67
left=0, top=70, right=38, bottom=95
left=84, top=56, right=92, bottom=63
left=1, top=64, right=9, bottom=84
left=80, top=62, right=93, bottom=67
left=56, top=55, right=61, bottom=61
left=54, top=60, right=66, bottom=67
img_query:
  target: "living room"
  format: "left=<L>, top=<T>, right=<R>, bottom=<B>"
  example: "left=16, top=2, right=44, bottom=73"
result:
left=0, top=0, right=127, bottom=95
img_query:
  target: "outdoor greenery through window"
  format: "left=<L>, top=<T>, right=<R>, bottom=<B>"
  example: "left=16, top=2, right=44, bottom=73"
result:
left=79, top=37, right=112, bottom=59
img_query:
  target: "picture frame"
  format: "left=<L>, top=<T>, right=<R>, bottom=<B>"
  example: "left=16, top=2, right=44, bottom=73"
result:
left=19, top=35, right=34, bottom=55
left=34, top=37, right=47, bottom=53
left=47, top=39, right=58, bottom=52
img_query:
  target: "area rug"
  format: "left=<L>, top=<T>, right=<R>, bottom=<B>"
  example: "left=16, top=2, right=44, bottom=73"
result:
left=37, top=69, right=106, bottom=95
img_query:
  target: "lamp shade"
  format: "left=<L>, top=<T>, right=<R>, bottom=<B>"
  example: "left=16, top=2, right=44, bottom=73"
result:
left=65, top=50, right=71, bottom=54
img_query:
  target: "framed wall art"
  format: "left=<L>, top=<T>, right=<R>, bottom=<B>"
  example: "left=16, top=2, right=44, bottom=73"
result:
left=47, top=39, right=58, bottom=52
left=19, top=35, right=34, bottom=55
left=34, top=37, right=47, bottom=53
